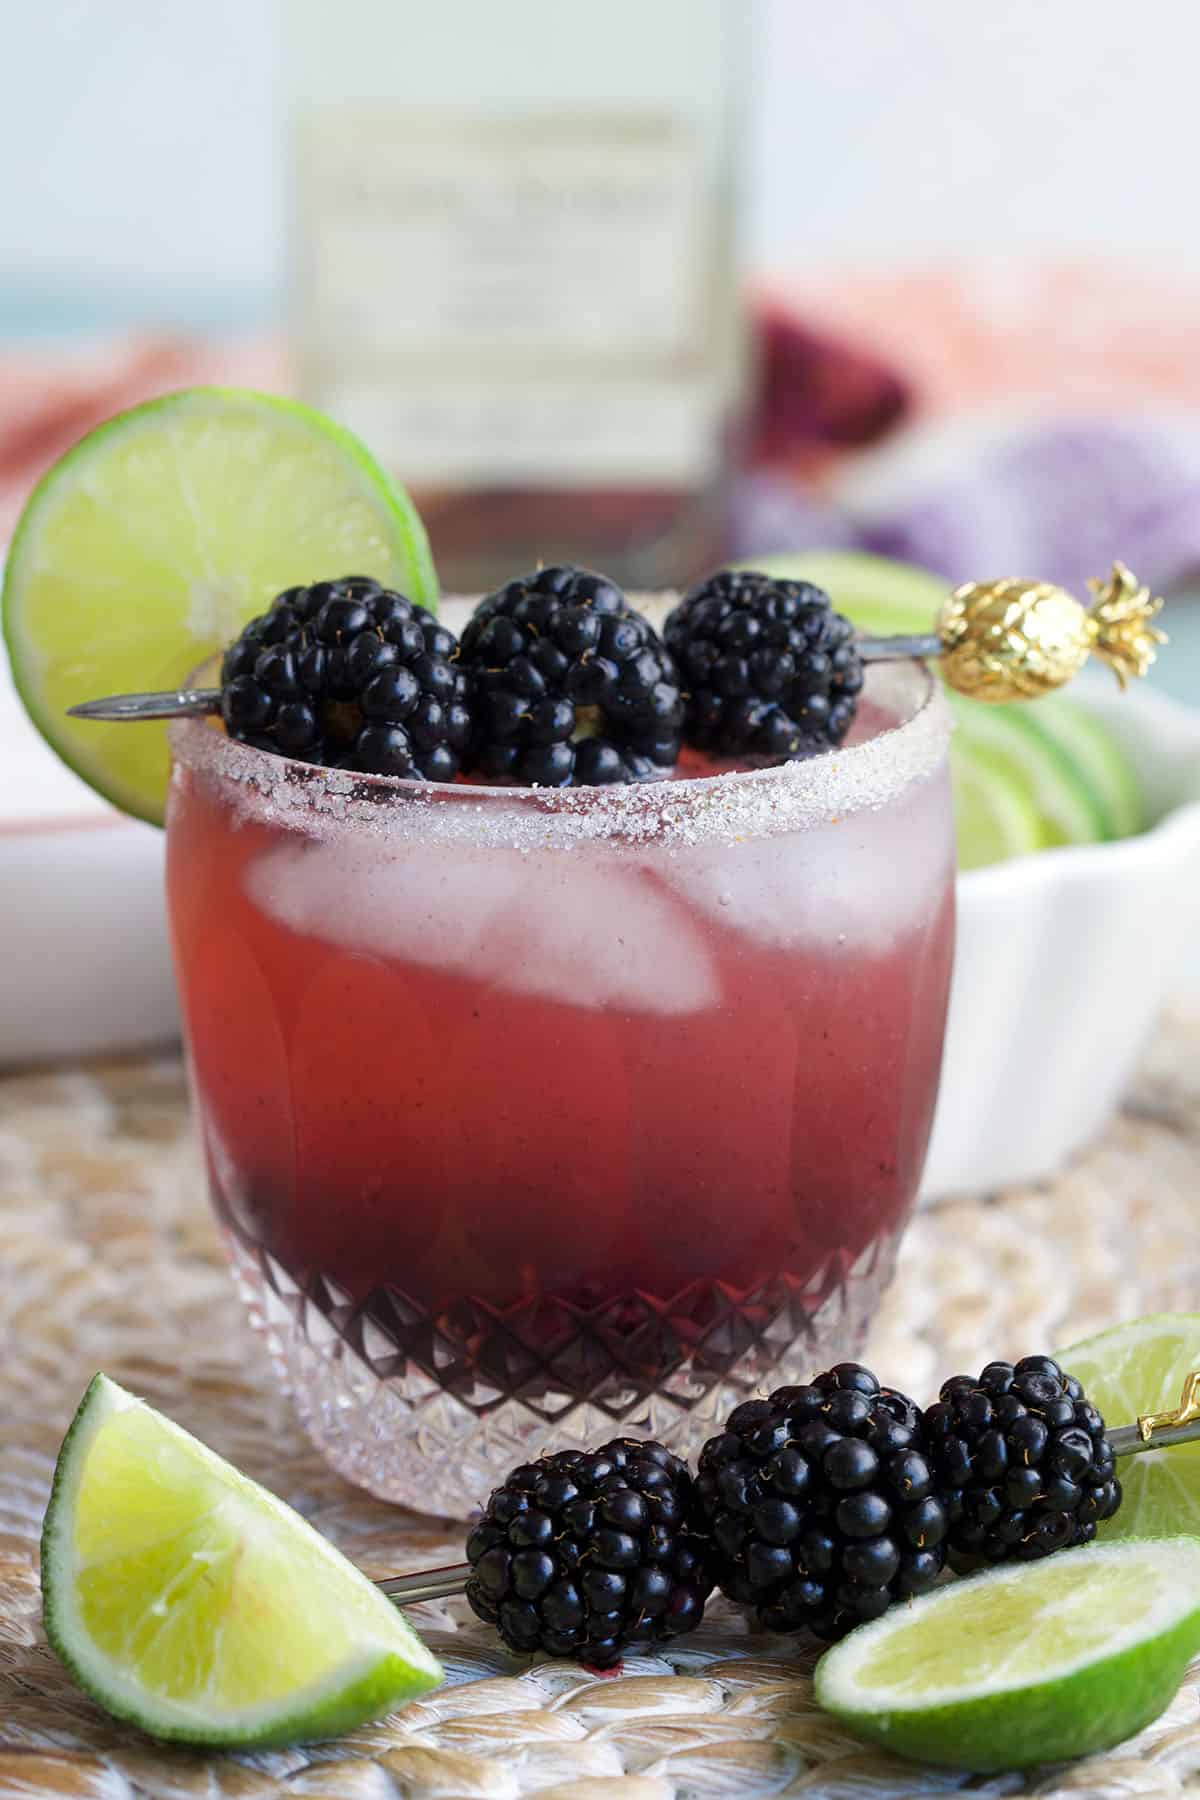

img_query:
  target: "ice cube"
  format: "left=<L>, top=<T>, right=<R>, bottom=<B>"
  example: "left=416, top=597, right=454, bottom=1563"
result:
left=246, top=839, right=719, bottom=1016
left=660, top=797, right=947, bottom=955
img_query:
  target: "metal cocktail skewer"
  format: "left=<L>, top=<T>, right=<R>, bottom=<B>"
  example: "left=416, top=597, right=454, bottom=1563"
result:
left=377, top=1563, right=474, bottom=1605
left=68, top=687, right=225, bottom=722
left=64, top=635, right=945, bottom=726
left=373, top=1373, right=1200, bottom=1609
left=58, top=563, right=1170, bottom=724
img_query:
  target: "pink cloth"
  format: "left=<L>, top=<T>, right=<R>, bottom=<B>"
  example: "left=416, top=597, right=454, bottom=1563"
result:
left=0, top=306, right=903, bottom=540
left=5, top=263, right=1200, bottom=595
left=767, top=259, right=1200, bottom=421
left=0, top=336, right=285, bottom=541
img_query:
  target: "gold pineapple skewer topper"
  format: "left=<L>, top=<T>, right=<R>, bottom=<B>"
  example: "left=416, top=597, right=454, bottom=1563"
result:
left=934, top=561, right=1167, bottom=702
left=65, top=561, right=1166, bottom=725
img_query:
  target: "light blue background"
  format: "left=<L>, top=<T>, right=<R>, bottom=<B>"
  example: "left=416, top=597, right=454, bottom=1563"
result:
left=3, top=1, right=1200, bottom=335
left=3, top=0, right=1198, bottom=695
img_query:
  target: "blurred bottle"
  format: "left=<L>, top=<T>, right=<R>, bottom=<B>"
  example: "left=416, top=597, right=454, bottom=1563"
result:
left=288, top=0, right=750, bottom=593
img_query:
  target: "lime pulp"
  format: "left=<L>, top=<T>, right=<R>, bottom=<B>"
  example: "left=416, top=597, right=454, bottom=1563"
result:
left=815, top=1537, right=1200, bottom=1771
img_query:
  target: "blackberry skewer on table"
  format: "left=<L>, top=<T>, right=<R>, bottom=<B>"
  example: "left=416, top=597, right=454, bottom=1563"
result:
left=374, top=1358, right=1200, bottom=1664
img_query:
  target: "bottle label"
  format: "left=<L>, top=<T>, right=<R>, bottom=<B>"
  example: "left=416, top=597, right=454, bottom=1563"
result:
left=294, top=115, right=734, bottom=488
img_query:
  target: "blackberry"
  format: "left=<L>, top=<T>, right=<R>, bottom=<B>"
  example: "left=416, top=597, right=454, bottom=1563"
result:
left=696, top=1364, right=947, bottom=1640
left=663, top=568, right=863, bottom=759
left=220, top=576, right=472, bottom=779
left=465, top=1438, right=713, bottom=1667
left=925, top=1356, right=1122, bottom=1565
left=458, top=565, right=683, bottom=786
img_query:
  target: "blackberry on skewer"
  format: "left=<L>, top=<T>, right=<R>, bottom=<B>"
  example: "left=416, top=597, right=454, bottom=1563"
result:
left=694, top=1364, right=947, bottom=1641
left=925, top=1356, right=1122, bottom=1565
left=459, top=564, right=683, bottom=786
left=220, top=575, right=472, bottom=778
left=664, top=569, right=863, bottom=759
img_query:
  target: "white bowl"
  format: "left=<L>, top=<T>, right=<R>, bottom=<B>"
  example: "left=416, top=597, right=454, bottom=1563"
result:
left=922, top=681, right=1200, bottom=1199
left=0, top=811, right=177, bottom=1066
left=0, top=647, right=178, bottom=1068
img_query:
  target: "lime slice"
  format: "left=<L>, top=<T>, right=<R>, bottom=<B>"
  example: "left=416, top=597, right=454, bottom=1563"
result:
left=950, top=696, right=1106, bottom=851
left=733, top=547, right=949, bottom=638
left=1015, top=695, right=1144, bottom=840
left=815, top=1537, right=1200, bottom=1772
left=952, top=739, right=1046, bottom=870
left=41, top=1374, right=442, bottom=1747
left=2, top=387, right=437, bottom=826
left=1057, top=1315, right=1200, bottom=1541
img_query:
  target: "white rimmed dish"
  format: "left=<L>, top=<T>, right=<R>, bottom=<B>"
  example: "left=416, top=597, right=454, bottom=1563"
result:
left=0, top=649, right=178, bottom=1068
left=921, top=681, right=1200, bottom=1200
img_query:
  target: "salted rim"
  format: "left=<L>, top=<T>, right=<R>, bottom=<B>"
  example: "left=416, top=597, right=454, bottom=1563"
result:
left=167, top=661, right=949, bottom=852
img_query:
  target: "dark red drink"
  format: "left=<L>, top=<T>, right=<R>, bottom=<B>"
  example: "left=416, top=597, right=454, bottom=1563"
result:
left=167, top=663, right=953, bottom=1516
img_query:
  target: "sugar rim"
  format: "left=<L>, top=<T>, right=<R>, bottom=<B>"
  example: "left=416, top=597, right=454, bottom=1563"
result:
left=167, top=661, right=949, bottom=851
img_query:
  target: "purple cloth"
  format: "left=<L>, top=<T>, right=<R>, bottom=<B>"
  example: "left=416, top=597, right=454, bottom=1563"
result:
left=736, top=420, right=1200, bottom=597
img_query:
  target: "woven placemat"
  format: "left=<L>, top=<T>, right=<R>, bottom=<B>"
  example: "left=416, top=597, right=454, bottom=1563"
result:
left=2, top=1012, right=1199, bottom=1799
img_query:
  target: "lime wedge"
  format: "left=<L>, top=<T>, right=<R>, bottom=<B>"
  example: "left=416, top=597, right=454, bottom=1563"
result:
left=41, top=1374, right=442, bottom=1747
left=952, top=740, right=1046, bottom=870
left=815, top=1537, right=1200, bottom=1772
left=2, top=387, right=437, bottom=826
left=1057, top=1316, right=1200, bottom=1541
left=950, top=695, right=1106, bottom=852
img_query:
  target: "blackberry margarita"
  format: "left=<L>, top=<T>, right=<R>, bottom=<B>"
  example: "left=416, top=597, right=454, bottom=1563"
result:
left=166, top=652, right=952, bottom=1518
left=5, top=386, right=1157, bottom=1537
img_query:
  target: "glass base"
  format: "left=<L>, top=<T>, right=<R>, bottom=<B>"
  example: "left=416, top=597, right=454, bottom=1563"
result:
left=228, top=1233, right=901, bottom=1519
